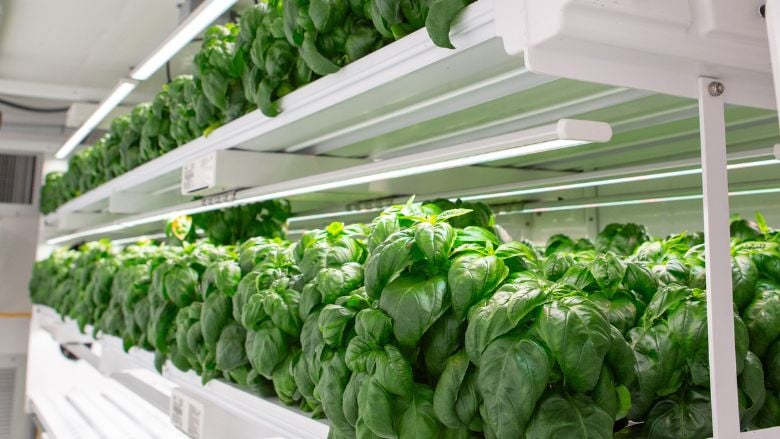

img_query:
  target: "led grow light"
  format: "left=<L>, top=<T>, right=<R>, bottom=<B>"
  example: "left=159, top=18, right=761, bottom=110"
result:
left=288, top=207, right=385, bottom=223
left=111, top=233, right=167, bottom=246
left=227, top=119, right=611, bottom=207
left=47, top=119, right=611, bottom=244
left=55, top=79, right=138, bottom=159
left=47, top=224, right=126, bottom=245
left=462, top=158, right=780, bottom=202
left=130, top=0, right=239, bottom=80
left=504, top=187, right=780, bottom=215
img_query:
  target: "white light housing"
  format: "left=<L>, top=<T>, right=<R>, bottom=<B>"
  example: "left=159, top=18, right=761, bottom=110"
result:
left=229, top=119, right=612, bottom=206
left=111, top=233, right=167, bottom=246
left=47, top=224, right=126, bottom=245
left=288, top=207, right=385, bottom=223
left=462, top=158, right=779, bottom=201
left=46, top=119, right=611, bottom=244
left=55, top=79, right=138, bottom=159
left=130, top=0, right=239, bottom=80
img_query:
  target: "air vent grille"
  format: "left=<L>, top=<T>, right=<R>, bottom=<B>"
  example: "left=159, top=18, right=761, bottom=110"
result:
left=0, top=367, right=15, bottom=439
left=0, top=153, right=36, bottom=205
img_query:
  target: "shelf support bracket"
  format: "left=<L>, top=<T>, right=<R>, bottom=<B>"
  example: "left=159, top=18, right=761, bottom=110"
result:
left=698, top=77, right=740, bottom=439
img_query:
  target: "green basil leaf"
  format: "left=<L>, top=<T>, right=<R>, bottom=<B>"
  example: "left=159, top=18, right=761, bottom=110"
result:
left=526, top=390, right=613, bottom=438
left=379, top=273, right=448, bottom=349
left=478, top=336, right=551, bottom=438
left=536, top=296, right=611, bottom=393
left=449, top=254, right=508, bottom=319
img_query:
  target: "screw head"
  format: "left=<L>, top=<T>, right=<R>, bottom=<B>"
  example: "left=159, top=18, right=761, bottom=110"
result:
left=708, top=82, right=725, bottom=96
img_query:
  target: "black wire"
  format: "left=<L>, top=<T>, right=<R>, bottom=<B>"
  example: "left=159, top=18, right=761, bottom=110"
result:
left=166, top=61, right=173, bottom=83
left=0, top=97, right=70, bottom=113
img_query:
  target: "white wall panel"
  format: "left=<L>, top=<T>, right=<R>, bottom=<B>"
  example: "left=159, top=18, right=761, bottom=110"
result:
left=0, top=217, right=39, bottom=312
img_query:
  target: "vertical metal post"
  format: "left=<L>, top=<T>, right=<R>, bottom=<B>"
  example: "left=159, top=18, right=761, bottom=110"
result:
left=766, top=0, right=780, bottom=123
left=698, top=77, right=740, bottom=438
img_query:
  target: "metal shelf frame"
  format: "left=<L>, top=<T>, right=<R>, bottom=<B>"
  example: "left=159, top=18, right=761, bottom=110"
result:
left=30, top=306, right=328, bottom=439
left=35, top=1, right=780, bottom=437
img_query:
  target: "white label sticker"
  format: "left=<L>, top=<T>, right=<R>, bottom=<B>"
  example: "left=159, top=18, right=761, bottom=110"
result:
left=170, top=392, right=186, bottom=431
left=186, top=398, right=204, bottom=439
left=170, top=389, right=205, bottom=439
left=182, top=152, right=216, bottom=194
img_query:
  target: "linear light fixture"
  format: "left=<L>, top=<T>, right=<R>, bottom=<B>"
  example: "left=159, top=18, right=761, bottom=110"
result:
left=47, top=224, right=126, bottom=246
left=46, top=119, right=611, bottom=244
left=111, top=233, right=167, bottom=246
left=504, top=187, right=780, bottom=215
left=121, top=120, right=612, bottom=218
left=288, top=207, right=385, bottom=223
left=227, top=119, right=612, bottom=206
left=461, top=158, right=780, bottom=201
left=55, top=79, right=138, bottom=159
left=130, top=0, right=239, bottom=80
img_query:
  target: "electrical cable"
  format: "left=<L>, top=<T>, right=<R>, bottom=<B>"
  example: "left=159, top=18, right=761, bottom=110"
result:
left=0, top=96, right=70, bottom=113
left=166, top=61, right=173, bottom=83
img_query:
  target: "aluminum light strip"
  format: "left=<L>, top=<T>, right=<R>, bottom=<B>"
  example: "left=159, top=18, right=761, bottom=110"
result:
left=507, top=187, right=780, bottom=215
left=462, top=158, right=780, bottom=201
left=130, top=0, right=239, bottom=80
left=55, top=79, right=138, bottom=159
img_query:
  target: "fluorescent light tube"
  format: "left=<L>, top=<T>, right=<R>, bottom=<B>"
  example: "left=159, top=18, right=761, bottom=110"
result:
left=462, top=158, right=779, bottom=202
left=55, top=79, right=138, bottom=159
left=130, top=0, right=238, bottom=80
left=507, top=187, right=780, bottom=215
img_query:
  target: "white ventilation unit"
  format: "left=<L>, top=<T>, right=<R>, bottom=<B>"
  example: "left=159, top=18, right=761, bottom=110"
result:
left=0, top=367, right=14, bottom=439
left=0, top=355, right=28, bottom=439
left=0, top=153, right=36, bottom=205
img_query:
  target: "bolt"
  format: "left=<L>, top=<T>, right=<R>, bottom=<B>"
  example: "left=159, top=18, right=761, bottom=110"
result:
left=708, top=81, right=725, bottom=97
left=761, top=4, right=766, bottom=18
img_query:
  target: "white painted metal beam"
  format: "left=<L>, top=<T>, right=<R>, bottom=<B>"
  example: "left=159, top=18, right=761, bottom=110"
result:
left=698, top=77, right=740, bottom=439
left=766, top=0, right=780, bottom=121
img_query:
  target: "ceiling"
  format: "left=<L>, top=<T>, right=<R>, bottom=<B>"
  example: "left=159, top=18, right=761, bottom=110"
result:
left=0, top=0, right=181, bottom=88
left=0, top=0, right=186, bottom=156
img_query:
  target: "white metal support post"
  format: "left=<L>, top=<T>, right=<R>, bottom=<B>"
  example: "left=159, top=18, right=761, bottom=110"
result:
left=767, top=0, right=780, bottom=122
left=698, top=77, right=740, bottom=438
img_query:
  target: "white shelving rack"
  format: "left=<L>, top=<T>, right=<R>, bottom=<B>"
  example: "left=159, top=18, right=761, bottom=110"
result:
left=29, top=306, right=329, bottom=439
left=35, top=0, right=780, bottom=438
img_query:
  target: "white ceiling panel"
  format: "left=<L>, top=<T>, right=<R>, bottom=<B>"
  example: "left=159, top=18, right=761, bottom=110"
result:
left=0, top=0, right=181, bottom=91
